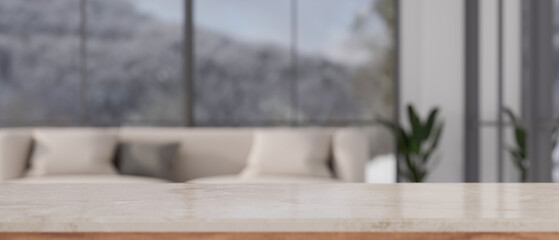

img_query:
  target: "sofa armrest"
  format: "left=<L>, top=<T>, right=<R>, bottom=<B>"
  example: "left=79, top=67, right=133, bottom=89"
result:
left=0, top=129, right=32, bottom=181
left=332, top=128, right=368, bottom=182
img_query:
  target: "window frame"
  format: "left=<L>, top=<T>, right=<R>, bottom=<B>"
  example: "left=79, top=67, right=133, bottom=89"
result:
left=464, top=0, right=555, bottom=182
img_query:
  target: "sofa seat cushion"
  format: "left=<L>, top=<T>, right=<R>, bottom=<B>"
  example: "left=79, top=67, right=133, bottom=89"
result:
left=189, top=175, right=340, bottom=184
left=6, top=175, right=169, bottom=184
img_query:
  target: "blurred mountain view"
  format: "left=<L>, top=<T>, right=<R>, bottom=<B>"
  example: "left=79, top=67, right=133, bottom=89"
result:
left=0, top=0, right=392, bottom=131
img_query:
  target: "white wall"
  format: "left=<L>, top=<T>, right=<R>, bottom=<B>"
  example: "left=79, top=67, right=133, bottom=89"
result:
left=400, top=0, right=465, bottom=182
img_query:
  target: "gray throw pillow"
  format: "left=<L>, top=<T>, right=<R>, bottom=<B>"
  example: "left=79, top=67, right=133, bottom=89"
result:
left=116, top=142, right=179, bottom=181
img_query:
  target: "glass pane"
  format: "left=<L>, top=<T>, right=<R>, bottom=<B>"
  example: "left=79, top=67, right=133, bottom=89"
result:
left=86, top=0, right=185, bottom=126
left=296, top=0, right=395, bottom=123
left=502, top=0, right=522, bottom=182
left=480, top=126, right=498, bottom=182
left=194, top=0, right=292, bottom=126
left=479, top=0, right=499, bottom=123
left=0, top=0, right=80, bottom=125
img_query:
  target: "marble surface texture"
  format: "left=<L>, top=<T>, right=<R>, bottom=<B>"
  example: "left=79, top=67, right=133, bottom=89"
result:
left=1, top=183, right=559, bottom=232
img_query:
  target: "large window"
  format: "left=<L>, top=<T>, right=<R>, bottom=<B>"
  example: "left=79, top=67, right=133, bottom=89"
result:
left=0, top=0, right=395, bottom=131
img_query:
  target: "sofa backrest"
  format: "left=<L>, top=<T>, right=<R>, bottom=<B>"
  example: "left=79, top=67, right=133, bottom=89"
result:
left=118, top=128, right=254, bottom=182
left=120, top=127, right=368, bottom=182
left=0, top=127, right=368, bottom=182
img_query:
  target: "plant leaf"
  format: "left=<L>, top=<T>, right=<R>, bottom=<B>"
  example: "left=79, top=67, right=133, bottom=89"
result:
left=503, top=107, right=518, bottom=126
left=403, top=154, right=419, bottom=182
left=423, top=108, right=439, bottom=141
left=408, top=105, right=422, bottom=154
left=514, top=127, right=526, bottom=151
left=422, top=123, right=443, bottom=164
left=431, top=123, right=444, bottom=151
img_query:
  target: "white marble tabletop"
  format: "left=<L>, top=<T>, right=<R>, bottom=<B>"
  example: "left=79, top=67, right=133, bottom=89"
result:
left=1, top=183, right=559, bottom=233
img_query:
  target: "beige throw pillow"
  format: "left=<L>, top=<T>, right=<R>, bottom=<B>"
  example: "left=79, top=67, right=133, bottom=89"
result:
left=0, top=129, right=32, bottom=180
left=27, top=129, right=118, bottom=176
left=241, top=130, right=333, bottom=179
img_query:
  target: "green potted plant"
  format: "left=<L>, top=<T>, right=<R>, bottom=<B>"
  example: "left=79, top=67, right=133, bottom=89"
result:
left=377, top=105, right=444, bottom=182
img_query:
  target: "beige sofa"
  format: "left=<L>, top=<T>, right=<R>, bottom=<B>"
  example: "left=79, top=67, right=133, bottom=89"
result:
left=0, top=128, right=368, bottom=184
